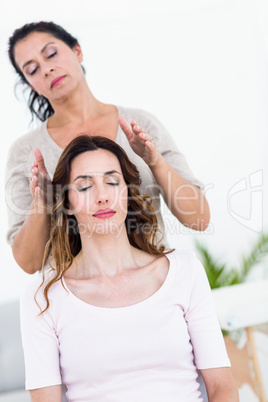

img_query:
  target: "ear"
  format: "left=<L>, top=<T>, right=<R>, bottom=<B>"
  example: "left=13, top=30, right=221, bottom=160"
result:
left=73, top=43, right=83, bottom=63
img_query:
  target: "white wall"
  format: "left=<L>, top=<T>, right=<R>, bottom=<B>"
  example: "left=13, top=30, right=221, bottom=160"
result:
left=0, top=0, right=267, bottom=302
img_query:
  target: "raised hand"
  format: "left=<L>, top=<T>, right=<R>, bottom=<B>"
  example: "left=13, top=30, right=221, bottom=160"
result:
left=118, top=116, right=161, bottom=167
left=30, top=148, right=52, bottom=212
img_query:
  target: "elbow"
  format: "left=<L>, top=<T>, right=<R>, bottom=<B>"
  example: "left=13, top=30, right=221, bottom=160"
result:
left=196, top=194, right=211, bottom=231
left=172, top=187, right=211, bottom=231
left=20, top=264, right=40, bottom=275
left=12, top=244, right=41, bottom=275
left=13, top=255, right=40, bottom=275
left=180, top=208, right=211, bottom=232
left=197, top=208, right=210, bottom=231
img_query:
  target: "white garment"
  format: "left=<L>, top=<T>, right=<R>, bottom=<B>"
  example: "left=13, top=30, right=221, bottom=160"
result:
left=6, top=106, right=202, bottom=245
left=20, top=250, right=230, bottom=402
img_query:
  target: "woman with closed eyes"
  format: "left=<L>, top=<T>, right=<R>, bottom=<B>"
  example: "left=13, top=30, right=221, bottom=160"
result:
left=20, top=135, right=238, bottom=402
left=6, top=21, right=210, bottom=275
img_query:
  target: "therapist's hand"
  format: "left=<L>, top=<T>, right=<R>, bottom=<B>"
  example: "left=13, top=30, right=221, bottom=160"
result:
left=30, top=148, right=52, bottom=212
left=118, top=116, right=161, bottom=167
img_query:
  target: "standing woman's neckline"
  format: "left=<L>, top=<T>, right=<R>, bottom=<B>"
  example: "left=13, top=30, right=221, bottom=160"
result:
left=41, top=104, right=122, bottom=151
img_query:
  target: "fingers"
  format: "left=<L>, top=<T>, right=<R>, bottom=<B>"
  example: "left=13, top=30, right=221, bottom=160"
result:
left=130, top=120, right=160, bottom=166
left=118, top=116, right=133, bottom=141
left=130, top=120, right=154, bottom=144
left=30, top=167, right=39, bottom=199
left=34, top=185, right=41, bottom=200
left=30, top=163, right=47, bottom=208
left=30, top=158, right=43, bottom=199
left=33, top=148, right=48, bottom=175
left=29, top=149, right=51, bottom=209
left=139, top=131, right=154, bottom=144
left=33, top=148, right=44, bottom=164
left=120, top=116, right=153, bottom=144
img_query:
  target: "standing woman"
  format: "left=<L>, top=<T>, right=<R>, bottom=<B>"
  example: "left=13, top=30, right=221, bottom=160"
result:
left=6, top=21, right=210, bottom=274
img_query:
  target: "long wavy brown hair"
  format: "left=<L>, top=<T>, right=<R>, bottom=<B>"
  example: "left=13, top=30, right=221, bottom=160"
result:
left=38, top=135, right=171, bottom=313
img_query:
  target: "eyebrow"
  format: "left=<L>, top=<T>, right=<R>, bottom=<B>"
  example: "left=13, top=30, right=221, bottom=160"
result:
left=73, top=170, right=121, bottom=182
left=22, top=42, right=56, bottom=70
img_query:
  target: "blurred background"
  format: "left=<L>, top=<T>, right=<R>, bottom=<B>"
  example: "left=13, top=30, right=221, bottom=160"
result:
left=0, top=0, right=267, bottom=400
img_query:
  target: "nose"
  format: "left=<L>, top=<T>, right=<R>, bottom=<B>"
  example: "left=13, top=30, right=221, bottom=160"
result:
left=97, top=197, right=109, bottom=205
left=96, top=185, right=109, bottom=205
left=44, top=66, right=55, bottom=77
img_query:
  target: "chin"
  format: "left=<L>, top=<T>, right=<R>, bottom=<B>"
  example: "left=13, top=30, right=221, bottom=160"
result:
left=86, top=221, right=125, bottom=239
left=53, top=91, right=70, bottom=102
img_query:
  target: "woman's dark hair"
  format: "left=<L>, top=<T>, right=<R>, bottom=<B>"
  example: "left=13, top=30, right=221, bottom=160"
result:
left=8, top=21, right=81, bottom=122
left=38, top=135, right=169, bottom=313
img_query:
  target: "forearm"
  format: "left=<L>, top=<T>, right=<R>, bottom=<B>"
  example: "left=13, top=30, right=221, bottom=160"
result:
left=208, top=383, right=239, bottom=402
left=150, top=155, right=210, bottom=230
left=202, top=368, right=239, bottom=402
left=12, top=200, right=50, bottom=274
left=30, top=385, right=62, bottom=402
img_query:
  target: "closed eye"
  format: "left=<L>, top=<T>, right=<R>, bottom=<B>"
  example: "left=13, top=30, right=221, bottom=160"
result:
left=78, top=186, right=92, bottom=192
left=107, top=182, right=119, bottom=186
left=29, top=67, right=38, bottom=76
left=47, top=51, right=57, bottom=59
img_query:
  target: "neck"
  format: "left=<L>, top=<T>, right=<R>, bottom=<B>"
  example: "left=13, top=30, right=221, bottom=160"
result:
left=48, top=77, right=103, bottom=127
left=73, top=227, right=140, bottom=279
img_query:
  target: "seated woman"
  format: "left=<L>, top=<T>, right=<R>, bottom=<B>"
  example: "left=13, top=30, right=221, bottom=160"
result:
left=20, top=135, right=238, bottom=402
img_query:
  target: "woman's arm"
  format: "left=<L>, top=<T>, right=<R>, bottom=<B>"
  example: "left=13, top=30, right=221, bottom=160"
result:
left=11, top=149, right=51, bottom=274
left=149, top=154, right=210, bottom=231
left=201, top=367, right=239, bottom=401
left=30, top=385, right=62, bottom=402
left=183, top=254, right=238, bottom=401
left=12, top=200, right=50, bottom=274
left=118, top=116, right=210, bottom=231
left=20, top=278, right=62, bottom=397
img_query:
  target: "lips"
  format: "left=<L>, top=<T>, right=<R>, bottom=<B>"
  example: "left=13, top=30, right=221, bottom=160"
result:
left=93, top=208, right=116, bottom=219
left=51, top=75, right=65, bottom=88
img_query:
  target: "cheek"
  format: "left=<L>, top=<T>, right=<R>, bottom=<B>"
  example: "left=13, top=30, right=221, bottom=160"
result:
left=26, top=76, right=42, bottom=92
left=117, top=186, right=128, bottom=216
left=62, top=53, right=83, bottom=75
left=68, top=190, right=89, bottom=214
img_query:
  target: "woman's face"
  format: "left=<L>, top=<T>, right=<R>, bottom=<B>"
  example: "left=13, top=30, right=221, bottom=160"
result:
left=68, top=149, right=129, bottom=238
left=14, top=31, right=84, bottom=102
